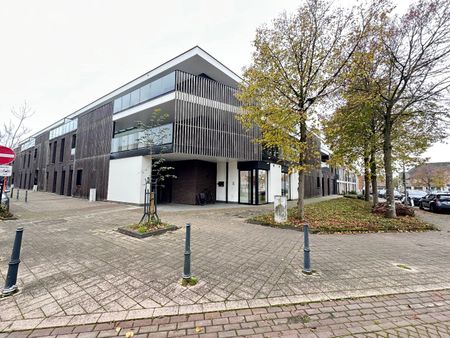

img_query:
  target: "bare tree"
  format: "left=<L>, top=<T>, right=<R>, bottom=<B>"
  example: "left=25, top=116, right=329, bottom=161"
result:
left=0, top=101, right=34, bottom=148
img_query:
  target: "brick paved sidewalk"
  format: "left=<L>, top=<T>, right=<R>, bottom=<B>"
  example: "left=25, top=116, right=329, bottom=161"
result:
left=2, top=289, right=450, bottom=337
left=2, top=192, right=450, bottom=337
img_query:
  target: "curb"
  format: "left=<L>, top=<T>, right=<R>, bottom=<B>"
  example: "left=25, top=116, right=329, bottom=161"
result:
left=2, top=285, right=450, bottom=333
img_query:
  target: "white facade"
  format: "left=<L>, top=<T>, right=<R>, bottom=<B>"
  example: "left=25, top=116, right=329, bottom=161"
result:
left=268, top=163, right=282, bottom=203
left=215, top=160, right=239, bottom=203
left=215, top=161, right=297, bottom=204
left=107, top=156, right=152, bottom=204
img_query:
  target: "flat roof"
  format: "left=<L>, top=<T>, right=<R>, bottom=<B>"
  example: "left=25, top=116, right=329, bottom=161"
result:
left=20, top=46, right=241, bottom=144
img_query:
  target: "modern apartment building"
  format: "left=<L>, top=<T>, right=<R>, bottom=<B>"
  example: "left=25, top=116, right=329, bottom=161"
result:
left=11, top=47, right=356, bottom=205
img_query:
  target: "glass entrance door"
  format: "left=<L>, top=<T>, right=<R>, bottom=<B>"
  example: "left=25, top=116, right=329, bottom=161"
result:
left=257, top=170, right=267, bottom=204
left=281, top=172, right=290, bottom=199
left=239, top=169, right=268, bottom=204
left=239, top=170, right=252, bottom=204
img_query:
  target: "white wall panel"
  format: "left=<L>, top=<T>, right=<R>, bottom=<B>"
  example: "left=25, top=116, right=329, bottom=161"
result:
left=107, top=156, right=151, bottom=204
left=268, top=163, right=282, bottom=203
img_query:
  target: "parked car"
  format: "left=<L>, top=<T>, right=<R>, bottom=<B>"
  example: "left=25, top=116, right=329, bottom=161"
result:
left=378, top=189, right=386, bottom=198
left=377, top=189, right=401, bottom=200
left=393, top=190, right=403, bottom=200
left=419, top=193, right=450, bottom=212
left=402, top=190, right=427, bottom=207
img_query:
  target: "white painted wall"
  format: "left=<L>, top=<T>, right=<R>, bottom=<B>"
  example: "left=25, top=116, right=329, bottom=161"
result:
left=290, top=172, right=299, bottom=200
left=107, top=156, right=152, bottom=204
left=268, top=163, right=282, bottom=203
left=215, top=160, right=238, bottom=202
left=228, top=160, right=239, bottom=202
left=216, top=162, right=226, bottom=201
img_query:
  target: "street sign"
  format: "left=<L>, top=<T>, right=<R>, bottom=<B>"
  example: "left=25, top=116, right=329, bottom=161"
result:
left=0, top=165, right=12, bottom=177
left=0, top=146, right=16, bottom=165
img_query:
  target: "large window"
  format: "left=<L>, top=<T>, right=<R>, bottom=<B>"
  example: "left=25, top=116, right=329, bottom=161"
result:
left=113, top=72, right=175, bottom=114
left=21, top=138, right=35, bottom=151
left=60, top=138, right=65, bottom=162
left=49, top=119, right=78, bottom=140
left=52, top=142, right=57, bottom=163
left=76, top=169, right=83, bottom=186
left=281, top=173, right=290, bottom=198
left=111, top=123, right=173, bottom=153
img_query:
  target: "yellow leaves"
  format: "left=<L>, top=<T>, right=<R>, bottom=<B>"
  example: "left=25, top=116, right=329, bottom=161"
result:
left=114, top=326, right=134, bottom=338
left=195, top=326, right=204, bottom=333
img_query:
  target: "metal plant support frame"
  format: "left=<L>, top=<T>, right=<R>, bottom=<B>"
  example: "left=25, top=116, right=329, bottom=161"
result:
left=139, top=177, right=160, bottom=224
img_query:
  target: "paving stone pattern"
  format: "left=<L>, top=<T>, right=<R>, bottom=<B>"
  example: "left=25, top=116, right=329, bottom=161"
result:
left=1, top=192, right=450, bottom=332
left=3, top=289, right=450, bottom=337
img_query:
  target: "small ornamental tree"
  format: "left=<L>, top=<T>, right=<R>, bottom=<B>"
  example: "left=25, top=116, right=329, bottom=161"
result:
left=237, top=0, right=380, bottom=220
left=137, top=109, right=176, bottom=223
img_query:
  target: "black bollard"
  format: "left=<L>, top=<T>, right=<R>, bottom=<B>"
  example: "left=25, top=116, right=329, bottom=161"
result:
left=2, top=227, right=24, bottom=296
left=16, top=189, right=19, bottom=200
left=302, top=223, right=312, bottom=274
left=10, top=187, right=14, bottom=198
left=25, top=190, right=28, bottom=203
left=182, top=223, right=191, bottom=280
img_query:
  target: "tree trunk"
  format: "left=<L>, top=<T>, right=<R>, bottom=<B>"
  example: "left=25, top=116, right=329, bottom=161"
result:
left=383, top=112, right=396, bottom=218
left=370, top=150, right=378, bottom=207
left=364, top=155, right=370, bottom=201
left=297, top=120, right=307, bottom=221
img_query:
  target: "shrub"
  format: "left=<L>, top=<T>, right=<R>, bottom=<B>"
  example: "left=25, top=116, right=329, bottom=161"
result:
left=372, top=202, right=415, bottom=217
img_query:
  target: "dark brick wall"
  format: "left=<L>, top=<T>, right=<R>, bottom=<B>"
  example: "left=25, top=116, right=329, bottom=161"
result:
left=170, top=160, right=217, bottom=204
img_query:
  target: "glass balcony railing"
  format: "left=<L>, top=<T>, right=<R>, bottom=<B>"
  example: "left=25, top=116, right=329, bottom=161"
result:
left=111, top=123, right=173, bottom=153
left=49, top=119, right=78, bottom=140
left=113, top=72, right=176, bottom=114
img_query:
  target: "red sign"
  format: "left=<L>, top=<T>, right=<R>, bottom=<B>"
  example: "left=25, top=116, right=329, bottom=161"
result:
left=0, top=146, right=16, bottom=165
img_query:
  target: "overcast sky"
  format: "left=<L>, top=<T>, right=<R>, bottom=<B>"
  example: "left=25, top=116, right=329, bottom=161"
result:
left=1, top=0, right=448, bottom=162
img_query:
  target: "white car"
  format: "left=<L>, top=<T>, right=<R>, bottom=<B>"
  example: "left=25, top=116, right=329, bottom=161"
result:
left=402, top=190, right=427, bottom=207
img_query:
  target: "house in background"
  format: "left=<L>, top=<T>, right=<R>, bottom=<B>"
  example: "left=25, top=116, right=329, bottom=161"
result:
left=11, top=47, right=356, bottom=205
left=406, top=162, right=450, bottom=192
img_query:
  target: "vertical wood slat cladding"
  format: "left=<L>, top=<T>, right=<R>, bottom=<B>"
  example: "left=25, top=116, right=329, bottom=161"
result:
left=12, top=132, right=53, bottom=191
left=173, top=71, right=261, bottom=161
left=73, top=102, right=113, bottom=200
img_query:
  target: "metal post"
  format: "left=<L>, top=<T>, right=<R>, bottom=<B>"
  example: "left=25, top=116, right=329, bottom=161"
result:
left=302, top=224, right=312, bottom=274
left=25, top=190, right=28, bottom=203
left=16, top=189, right=19, bottom=200
left=2, top=227, right=24, bottom=296
left=10, top=187, right=14, bottom=198
left=182, top=223, right=191, bottom=280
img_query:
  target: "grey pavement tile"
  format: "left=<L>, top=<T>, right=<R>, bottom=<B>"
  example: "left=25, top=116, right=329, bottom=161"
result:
left=1, top=192, right=450, bottom=331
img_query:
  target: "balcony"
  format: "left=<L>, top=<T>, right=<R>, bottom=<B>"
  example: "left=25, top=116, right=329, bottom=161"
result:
left=113, top=72, right=176, bottom=114
left=111, top=123, right=173, bottom=154
left=112, top=70, right=240, bottom=116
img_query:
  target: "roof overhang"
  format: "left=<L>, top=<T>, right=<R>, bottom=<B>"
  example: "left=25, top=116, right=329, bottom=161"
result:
left=20, top=46, right=241, bottom=144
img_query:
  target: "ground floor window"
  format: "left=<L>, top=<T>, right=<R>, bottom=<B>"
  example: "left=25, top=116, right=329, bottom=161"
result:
left=281, top=172, right=290, bottom=199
